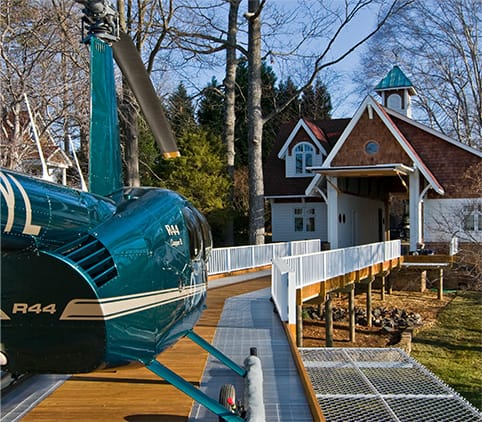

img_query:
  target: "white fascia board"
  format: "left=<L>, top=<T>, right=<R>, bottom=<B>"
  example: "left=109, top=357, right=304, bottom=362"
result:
left=265, top=194, right=317, bottom=199
left=305, top=173, right=323, bottom=196
left=308, top=163, right=415, bottom=175
left=322, top=96, right=444, bottom=194
left=372, top=101, right=445, bottom=194
left=277, top=118, right=327, bottom=159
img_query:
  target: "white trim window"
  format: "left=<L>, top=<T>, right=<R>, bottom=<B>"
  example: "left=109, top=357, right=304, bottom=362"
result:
left=463, top=204, right=482, bottom=232
left=294, top=207, right=316, bottom=232
left=294, top=143, right=314, bottom=175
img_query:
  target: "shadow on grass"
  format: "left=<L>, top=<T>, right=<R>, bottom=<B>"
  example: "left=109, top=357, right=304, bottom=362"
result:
left=451, top=384, right=482, bottom=411
left=413, top=337, right=482, bottom=353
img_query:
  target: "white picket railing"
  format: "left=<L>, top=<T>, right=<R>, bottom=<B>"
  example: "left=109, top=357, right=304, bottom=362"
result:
left=207, top=239, right=321, bottom=275
left=271, top=240, right=401, bottom=324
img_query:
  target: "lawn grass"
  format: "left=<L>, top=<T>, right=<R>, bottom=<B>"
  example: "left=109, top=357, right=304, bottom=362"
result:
left=411, top=290, right=482, bottom=411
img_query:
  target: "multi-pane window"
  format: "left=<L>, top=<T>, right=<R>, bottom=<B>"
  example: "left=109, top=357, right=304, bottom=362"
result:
left=463, top=204, right=482, bottom=232
left=294, top=207, right=315, bottom=232
left=294, top=143, right=314, bottom=175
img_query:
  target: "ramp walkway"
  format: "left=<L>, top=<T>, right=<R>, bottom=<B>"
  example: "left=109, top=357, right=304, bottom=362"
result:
left=190, top=286, right=313, bottom=421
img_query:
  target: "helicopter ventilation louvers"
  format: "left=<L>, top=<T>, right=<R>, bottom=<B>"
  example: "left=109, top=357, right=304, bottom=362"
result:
left=55, top=234, right=117, bottom=288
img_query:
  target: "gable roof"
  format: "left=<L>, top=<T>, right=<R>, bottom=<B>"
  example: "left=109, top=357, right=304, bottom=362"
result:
left=277, top=118, right=329, bottom=159
left=375, top=65, right=417, bottom=96
left=264, top=118, right=349, bottom=198
left=321, top=96, right=444, bottom=194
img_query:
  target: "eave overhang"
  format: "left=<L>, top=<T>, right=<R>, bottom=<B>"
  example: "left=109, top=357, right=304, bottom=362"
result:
left=265, top=194, right=319, bottom=200
left=308, top=163, right=415, bottom=178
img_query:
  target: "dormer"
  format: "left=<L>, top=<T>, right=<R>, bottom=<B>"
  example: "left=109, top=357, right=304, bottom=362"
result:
left=375, top=66, right=417, bottom=118
left=277, top=119, right=328, bottom=178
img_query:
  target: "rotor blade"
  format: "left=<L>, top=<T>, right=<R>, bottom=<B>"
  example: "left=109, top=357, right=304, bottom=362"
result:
left=112, top=31, right=179, bottom=159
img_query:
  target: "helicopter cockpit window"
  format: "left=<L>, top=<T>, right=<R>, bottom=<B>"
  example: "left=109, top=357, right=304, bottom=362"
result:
left=182, top=207, right=203, bottom=260
left=191, top=207, right=213, bottom=260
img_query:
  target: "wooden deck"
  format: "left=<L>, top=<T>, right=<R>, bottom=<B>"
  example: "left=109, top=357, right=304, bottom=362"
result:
left=21, top=276, right=270, bottom=422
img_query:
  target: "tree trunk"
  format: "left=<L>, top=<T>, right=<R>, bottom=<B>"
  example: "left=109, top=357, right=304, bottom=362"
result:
left=222, top=0, right=241, bottom=245
left=117, top=0, right=140, bottom=187
left=119, top=90, right=140, bottom=187
left=247, top=0, right=265, bottom=245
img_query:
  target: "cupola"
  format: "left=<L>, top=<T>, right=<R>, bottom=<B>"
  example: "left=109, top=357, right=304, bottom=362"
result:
left=375, top=66, right=417, bottom=118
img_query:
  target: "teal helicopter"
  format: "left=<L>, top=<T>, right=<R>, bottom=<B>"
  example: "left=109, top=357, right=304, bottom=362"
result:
left=1, top=2, right=247, bottom=420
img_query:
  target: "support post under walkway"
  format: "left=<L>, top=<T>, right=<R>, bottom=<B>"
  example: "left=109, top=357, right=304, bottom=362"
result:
left=366, top=277, right=374, bottom=328
left=325, top=293, right=333, bottom=347
left=348, top=284, right=355, bottom=343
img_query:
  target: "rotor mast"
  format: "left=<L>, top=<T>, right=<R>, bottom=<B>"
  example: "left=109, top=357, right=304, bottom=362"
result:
left=74, top=0, right=119, bottom=42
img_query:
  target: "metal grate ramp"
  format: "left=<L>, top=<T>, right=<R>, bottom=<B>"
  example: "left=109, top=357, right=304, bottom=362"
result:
left=300, top=348, right=482, bottom=422
left=190, top=286, right=313, bottom=421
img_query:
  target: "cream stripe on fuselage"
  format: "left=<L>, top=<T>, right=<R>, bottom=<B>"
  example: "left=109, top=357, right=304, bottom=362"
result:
left=59, top=284, right=206, bottom=321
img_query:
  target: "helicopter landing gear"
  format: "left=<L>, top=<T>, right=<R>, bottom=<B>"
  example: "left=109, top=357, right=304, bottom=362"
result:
left=218, top=384, right=245, bottom=421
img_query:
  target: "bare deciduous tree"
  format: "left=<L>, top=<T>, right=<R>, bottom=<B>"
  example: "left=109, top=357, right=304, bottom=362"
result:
left=357, top=0, right=481, bottom=149
left=246, top=0, right=265, bottom=244
left=426, top=162, right=482, bottom=287
left=1, top=0, right=89, bottom=174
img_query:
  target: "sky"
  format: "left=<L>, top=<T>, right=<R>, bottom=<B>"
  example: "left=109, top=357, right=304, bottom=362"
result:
left=169, top=0, right=381, bottom=120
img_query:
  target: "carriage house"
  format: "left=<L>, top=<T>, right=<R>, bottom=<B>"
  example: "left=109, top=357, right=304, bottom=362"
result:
left=264, top=66, right=482, bottom=253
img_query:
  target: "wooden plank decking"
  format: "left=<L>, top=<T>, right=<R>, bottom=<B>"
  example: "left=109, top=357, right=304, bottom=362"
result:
left=21, top=276, right=270, bottom=422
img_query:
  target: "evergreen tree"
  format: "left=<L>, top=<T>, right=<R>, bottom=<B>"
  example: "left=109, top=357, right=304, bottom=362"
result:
left=160, top=128, right=231, bottom=244
left=265, top=77, right=301, bottom=158
left=197, top=77, right=224, bottom=137
left=137, top=116, right=164, bottom=187
left=166, top=82, right=196, bottom=139
left=275, top=77, right=301, bottom=124
left=300, top=78, right=332, bottom=121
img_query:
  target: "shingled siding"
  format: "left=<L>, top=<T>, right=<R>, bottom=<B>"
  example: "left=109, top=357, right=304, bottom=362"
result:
left=332, top=112, right=411, bottom=167
left=391, top=116, right=481, bottom=199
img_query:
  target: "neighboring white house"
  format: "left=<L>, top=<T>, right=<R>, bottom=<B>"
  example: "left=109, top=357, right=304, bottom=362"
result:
left=264, top=66, right=482, bottom=253
left=1, top=110, right=73, bottom=184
